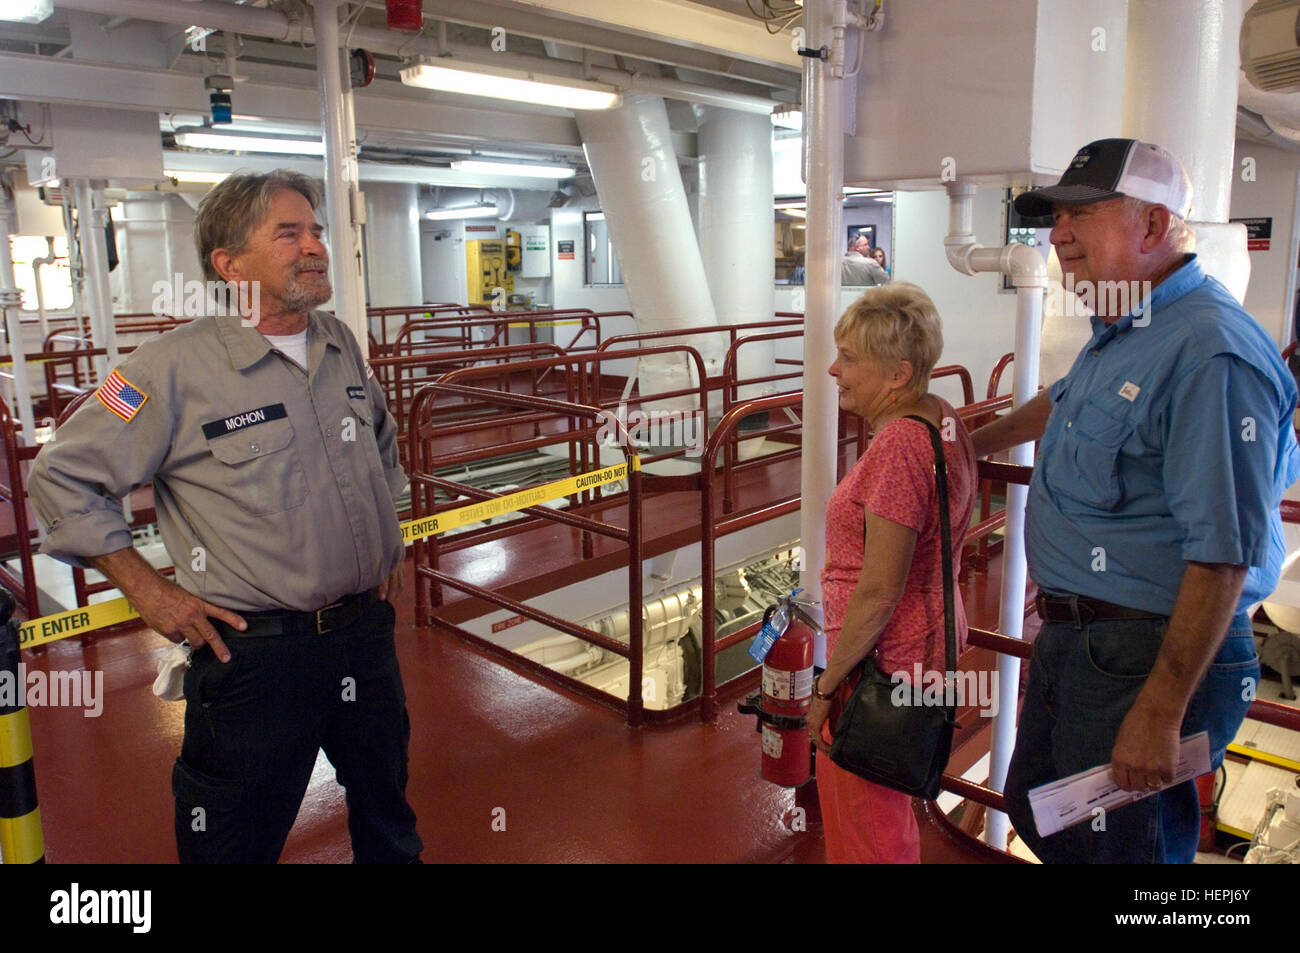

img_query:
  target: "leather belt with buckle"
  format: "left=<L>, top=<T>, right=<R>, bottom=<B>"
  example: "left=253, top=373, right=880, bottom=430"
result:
left=1034, top=592, right=1166, bottom=627
left=215, top=589, right=378, bottom=638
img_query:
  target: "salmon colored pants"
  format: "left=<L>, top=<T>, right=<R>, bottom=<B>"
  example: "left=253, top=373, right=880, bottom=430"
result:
left=816, top=724, right=919, bottom=864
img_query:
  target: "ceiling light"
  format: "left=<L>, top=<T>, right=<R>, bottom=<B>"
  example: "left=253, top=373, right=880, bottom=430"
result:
left=425, top=205, right=499, bottom=221
left=401, top=60, right=620, bottom=111
left=173, top=129, right=326, bottom=156
left=451, top=159, right=575, bottom=179
left=0, top=0, right=53, bottom=23
left=164, top=170, right=231, bottom=184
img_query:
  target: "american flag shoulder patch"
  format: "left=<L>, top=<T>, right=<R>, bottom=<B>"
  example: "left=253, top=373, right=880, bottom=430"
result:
left=96, top=369, right=149, bottom=422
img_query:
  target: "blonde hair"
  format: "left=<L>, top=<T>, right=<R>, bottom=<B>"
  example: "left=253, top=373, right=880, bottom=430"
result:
left=834, top=282, right=944, bottom=399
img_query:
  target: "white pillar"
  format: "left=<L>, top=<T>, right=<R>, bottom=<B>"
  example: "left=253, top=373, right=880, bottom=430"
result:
left=696, top=106, right=776, bottom=402
left=312, top=0, right=368, bottom=354
left=0, top=184, right=34, bottom=445
left=74, top=179, right=119, bottom=382
left=1123, top=0, right=1249, bottom=297
left=363, top=182, right=422, bottom=319
left=576, top=93, right=721, bottom=410
left=798, top=0, right=846, bottom=668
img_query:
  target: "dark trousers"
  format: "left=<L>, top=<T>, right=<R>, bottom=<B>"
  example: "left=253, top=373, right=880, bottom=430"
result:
left=1004, top=618, right=1258, bottom=864
left=172, top=597, right=422, bottom=863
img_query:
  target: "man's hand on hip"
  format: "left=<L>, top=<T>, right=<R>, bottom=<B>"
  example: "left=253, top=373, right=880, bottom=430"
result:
left=89, top=546, right=245, bottom=662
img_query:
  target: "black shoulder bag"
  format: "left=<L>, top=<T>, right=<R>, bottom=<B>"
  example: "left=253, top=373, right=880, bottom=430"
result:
left=827, top=415, right=958, bottom=800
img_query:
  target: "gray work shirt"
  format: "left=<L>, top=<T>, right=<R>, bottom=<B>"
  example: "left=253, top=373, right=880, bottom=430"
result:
left=840, top=251, right=889, bottom=286
left=29, top=311, right=406, bottom=613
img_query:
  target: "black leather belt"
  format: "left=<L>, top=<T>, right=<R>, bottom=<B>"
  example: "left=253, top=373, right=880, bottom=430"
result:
left=1034, top=592, right=1166, bottom=627
left=215, top=589, right=378, bottom=638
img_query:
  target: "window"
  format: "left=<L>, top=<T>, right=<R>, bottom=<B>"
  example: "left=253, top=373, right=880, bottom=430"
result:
left=584, top=211, right=622, bottom=285
left=10, top=235, right=73, bottom=312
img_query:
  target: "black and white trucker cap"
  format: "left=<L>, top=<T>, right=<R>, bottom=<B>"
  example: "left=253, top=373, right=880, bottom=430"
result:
left=1013, top=138, right=1193, bottom=226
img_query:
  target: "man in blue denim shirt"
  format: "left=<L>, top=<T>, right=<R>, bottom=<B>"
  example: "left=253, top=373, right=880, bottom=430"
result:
left=972, top=139, right=1300, bottom=863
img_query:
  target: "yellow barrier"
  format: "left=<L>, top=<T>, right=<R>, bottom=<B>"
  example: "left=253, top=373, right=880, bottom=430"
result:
left=19, top=460, right=639, bottom=650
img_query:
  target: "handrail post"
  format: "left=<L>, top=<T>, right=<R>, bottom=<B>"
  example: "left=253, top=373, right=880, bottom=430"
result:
left=0, top=588, right=44, bottom=864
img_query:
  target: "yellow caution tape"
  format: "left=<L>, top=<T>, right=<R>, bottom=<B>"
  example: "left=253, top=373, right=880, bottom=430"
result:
left=399, top=459, right=638, bottom=544
left=1226, top=742, right=1300, bottom=774
left=505, top=320, right=583, bottom=328
left=18, top=460, right=640, bottom=649
left=17, top=598, right=140, bottom=651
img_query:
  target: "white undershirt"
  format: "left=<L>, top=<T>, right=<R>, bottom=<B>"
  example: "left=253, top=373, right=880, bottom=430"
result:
left=262, top=330, right=308, bottom=370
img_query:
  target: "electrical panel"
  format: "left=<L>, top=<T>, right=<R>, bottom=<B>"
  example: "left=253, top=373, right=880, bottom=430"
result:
left=465, top=239, right=514, bottom=306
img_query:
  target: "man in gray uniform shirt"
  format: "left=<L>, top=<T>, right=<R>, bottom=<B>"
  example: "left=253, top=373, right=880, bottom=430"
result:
left=29, top=170, right=422, bottom=863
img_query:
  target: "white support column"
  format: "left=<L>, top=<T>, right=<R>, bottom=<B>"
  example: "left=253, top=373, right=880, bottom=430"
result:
left=798, top=0, right=846, bottom=667
left=74, top=179, right=119, bottom=382
left=312, top=0, right=368, bottom=353
left=363, top=182, right=422, bottom=317
left=696, top=106, right=776, bottom=402
left=0, top=182, right=34, bottom=445
left=576, top=93, right=721, bottom=410
left=1124, top=0, right=1249, bottom=297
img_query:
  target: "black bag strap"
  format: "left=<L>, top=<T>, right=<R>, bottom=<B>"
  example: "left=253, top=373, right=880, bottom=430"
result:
left=903, top=414, right=957, bottom=717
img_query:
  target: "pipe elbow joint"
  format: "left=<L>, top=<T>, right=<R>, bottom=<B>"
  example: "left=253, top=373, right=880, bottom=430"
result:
left=1005, top=242, right=1048, bottom=288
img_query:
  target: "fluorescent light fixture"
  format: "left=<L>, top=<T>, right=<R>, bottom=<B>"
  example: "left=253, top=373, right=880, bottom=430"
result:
left=777, top=208, right=806, bottom=218
left=771, top=105, right=802, bottom=130
left=774, top=199, right=807, bottom=209
left=174, top=129, right=326, bottom=156
left=401, top=60, right=620, bottom=111
left=164, top=170, right=231, bottom=184
left=1, top=0, right=53, bottom=23
left=425, top=205, right=499, bottom=221
left=450, top=159, right=575, bottom=179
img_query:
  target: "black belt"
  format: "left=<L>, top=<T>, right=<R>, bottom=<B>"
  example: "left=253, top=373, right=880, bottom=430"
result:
left=216, top=589, right=378, bottom=638
left=1034, top=592, right=1166, bottom=627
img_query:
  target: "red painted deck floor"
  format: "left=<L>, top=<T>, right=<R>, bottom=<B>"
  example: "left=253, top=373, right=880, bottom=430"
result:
left=21, top=539, right=1022, bottom=865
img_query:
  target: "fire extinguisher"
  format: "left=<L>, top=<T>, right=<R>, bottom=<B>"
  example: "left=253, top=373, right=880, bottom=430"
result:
left=739, top=592, right=819, bottom=786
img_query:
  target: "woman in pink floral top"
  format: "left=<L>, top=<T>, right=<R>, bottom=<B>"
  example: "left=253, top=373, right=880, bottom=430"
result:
left=807, top=283, right=978, bottom=863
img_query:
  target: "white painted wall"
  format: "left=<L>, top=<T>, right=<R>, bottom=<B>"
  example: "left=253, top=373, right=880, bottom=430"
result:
left=1231, top=141, right=1300, bottom=345
left=893, top=186, right=1020, bottom=407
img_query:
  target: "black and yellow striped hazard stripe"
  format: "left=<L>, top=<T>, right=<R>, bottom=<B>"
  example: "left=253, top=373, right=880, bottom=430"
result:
left=0, top=612, right=43, bottom=863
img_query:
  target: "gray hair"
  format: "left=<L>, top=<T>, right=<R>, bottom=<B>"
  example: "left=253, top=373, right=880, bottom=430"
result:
left=1119, top=196, right=1196, bottom=255
left=194, top=170, right=322, bottom=282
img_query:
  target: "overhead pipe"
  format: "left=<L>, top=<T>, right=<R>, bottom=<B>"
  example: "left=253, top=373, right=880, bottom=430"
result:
left=796, top=0, right=848, bottom=668
left=944, top=179, right=1047, bottom=852
left=56, top=0, right=782, bottom=116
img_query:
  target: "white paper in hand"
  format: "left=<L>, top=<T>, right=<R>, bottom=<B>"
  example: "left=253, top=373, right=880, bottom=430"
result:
left=1027, top=732, right=1211, bottom=838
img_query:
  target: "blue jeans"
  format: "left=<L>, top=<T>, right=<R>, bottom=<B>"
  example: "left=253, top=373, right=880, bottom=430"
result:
left=1004, top=617, right=1258, bottom=864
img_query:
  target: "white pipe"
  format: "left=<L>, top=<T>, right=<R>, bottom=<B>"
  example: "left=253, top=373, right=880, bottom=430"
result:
left=57, top=0, right=780, bottom=116
left=0, top=190, right=34, bottom=446
left=74, top=179, right=118, bottom=382
left=32, top=237, right=57, bottom=341
left=312, top=0, right=368, bottom=352
left=943, top=180, right=1046, bottom=851
left=798, top=0, right=846, bottom=669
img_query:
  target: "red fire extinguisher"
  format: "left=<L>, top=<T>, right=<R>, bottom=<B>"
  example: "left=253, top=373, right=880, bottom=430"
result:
left=739, top=595, right=818, bottom=787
